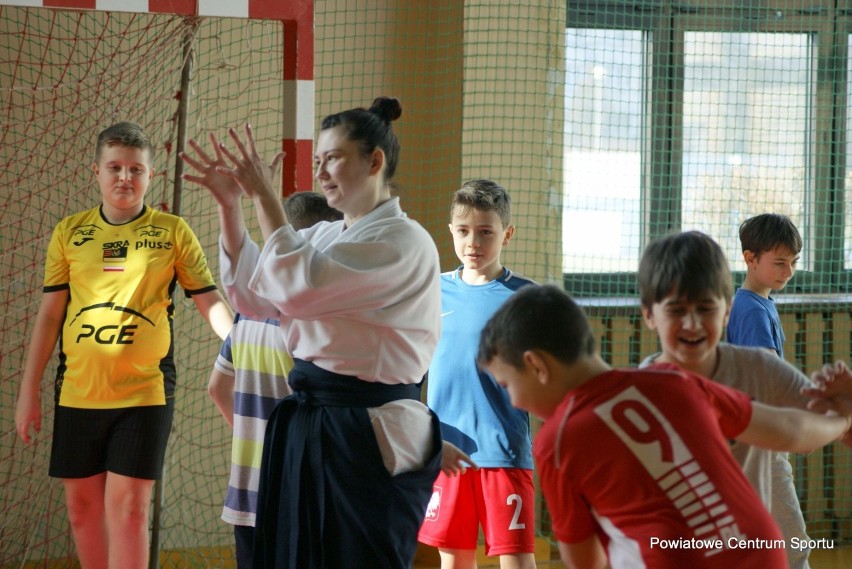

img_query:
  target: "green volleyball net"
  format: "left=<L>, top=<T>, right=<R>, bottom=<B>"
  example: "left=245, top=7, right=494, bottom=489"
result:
left=1, top=2, right=850, bottom=566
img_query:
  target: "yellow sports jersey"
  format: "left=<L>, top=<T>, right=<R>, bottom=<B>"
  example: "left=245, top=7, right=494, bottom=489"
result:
left=44, top=205, right=218, bottom=409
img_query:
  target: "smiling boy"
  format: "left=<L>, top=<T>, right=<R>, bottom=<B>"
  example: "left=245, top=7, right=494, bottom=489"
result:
left=476, top=284, right=852, bottom=569
left=637, top=230, right=829, bottom=569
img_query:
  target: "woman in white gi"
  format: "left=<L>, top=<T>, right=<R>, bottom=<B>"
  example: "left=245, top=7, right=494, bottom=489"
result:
left=181, top=97, right=443, bottom=568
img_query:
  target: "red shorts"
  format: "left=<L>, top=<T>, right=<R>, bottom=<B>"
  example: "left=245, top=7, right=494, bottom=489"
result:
left=418, top=467, right=535, bottom=556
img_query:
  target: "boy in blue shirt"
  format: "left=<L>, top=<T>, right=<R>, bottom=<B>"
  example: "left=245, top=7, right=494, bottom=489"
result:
left=418, top=180, right=537, bottom=569
left=727, top=214, right=808, bottom=567
left=727, top=213, right=802, bottom=358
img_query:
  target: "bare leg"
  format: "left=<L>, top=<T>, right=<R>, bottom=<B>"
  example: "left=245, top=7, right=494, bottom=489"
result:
left=499, top=552, right=537, bottom=569
left=439, top=547, right=478, bottom=569
left=104, top=472, right=155, bottom=569
left=62, top=474, right=108, bottom=569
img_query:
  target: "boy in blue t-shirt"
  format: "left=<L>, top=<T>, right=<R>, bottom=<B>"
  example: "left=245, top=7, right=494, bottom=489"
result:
left=727, top=214, right=806, bottom=567
left=727, top=213, right=802, bottom=358
left=418, top=179, right=537, bottom=569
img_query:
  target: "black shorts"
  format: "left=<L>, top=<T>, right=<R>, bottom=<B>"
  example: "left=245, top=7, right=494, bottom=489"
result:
left=49, top=400, right=174, bottom=480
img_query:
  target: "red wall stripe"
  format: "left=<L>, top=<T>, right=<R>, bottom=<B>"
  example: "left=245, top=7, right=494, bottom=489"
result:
left=149, top=0, right=196, bottom=16
left=282, top=138, right=314, bottom=196
left=43, top=0, right=96, bottom=9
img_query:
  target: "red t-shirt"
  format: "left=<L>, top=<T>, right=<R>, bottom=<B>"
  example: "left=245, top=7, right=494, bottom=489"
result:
left=535, top=364, right=787, bottom=568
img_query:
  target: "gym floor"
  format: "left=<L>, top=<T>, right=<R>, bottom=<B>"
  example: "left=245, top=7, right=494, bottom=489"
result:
left=413, top=544, right=852, bottom=568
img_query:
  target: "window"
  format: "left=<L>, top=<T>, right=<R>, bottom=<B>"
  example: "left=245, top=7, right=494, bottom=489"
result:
left=564, top=1, right=846, bottom=294
left=846, top=34, right=852, bottom=269
left=682, top=32, right=812, bottom=264
left=563, top=29, right=644, bottom=274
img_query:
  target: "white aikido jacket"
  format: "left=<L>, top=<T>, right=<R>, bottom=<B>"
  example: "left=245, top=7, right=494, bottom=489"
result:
left=219, top=197, right=441, bottom=474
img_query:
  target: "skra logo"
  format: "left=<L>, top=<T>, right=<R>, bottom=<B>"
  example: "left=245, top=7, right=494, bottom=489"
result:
left=103, top=240, right=129, bottom=261
left=70, top=302, right=155, bottom=345
left=72, top=224, right=102, bottom=246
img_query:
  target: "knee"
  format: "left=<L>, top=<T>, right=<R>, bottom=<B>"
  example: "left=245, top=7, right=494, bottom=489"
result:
left=65, top=494, right=102, bottom=528
left=107, top=490, right=151, bottom=528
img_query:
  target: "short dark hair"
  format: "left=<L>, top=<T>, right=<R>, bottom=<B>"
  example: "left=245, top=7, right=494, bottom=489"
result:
left=95, top=121, right=153, bottom=164
left=284, top=191, right=342, bottom=230
left=738, top=213, right=803, bottom=256
left=320, top=96, right=402, bottom=182
left=451, top=179, right=512, bottom=227
left=638, top=231, right=733, bottom=308
left=477, top=284, right=596, bottom=369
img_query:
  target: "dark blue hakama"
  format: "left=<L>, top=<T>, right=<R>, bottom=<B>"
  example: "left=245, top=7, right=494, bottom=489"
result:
left=253, top=360, right=442, bottom=569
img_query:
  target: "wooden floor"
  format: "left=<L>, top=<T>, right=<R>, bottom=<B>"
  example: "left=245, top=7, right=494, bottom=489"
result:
left=413, top=543, right=852, bottom=568
left=7, top=543, right=849, bottom=568
left=158, top=540, right=848, bottom=567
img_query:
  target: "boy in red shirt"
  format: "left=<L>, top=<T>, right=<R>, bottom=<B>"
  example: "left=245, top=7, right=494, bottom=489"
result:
left=476, top=285, right=851, bottom=569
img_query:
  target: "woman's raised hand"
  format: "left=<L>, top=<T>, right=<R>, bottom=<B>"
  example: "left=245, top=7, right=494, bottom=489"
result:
left=181, top=132, right=244, bottom=206
left=216, top=124, right=285, bottom=201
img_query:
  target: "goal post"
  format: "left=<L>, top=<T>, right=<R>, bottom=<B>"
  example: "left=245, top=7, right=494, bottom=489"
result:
left=2, top=0, right=314, bottom=195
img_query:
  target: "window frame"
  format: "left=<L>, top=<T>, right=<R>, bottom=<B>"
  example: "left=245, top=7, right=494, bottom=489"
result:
left=563, top=0, right=850, bottom=296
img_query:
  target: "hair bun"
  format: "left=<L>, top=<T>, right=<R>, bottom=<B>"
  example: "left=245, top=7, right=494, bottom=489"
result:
left=369, top=96, right=402, bottom=123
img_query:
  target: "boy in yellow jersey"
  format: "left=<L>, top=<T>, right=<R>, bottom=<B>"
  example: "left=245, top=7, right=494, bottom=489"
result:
left=15, top=122, right=232, bottom=569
